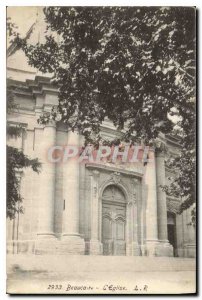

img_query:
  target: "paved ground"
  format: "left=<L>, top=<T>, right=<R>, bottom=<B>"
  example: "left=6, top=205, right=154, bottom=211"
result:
left=7, top=255, right=196, bottom=294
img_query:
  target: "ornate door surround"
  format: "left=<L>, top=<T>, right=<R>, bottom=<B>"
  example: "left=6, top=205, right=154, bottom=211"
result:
left=87, top=164, right=142, bottom=256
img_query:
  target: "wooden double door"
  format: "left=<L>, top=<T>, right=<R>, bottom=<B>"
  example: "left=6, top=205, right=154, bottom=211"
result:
left=102, top=185, right=126, bottom=256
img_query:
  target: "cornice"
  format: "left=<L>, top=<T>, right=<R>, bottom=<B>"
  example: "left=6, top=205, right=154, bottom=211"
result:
left=86, top=163, right=143, bottom=179
left=7, top=76, right=59, bottom=98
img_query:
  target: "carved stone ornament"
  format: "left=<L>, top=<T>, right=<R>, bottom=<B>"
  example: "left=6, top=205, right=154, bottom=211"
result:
left=128, top=191, right=137, bottom=205
left=92, top=170, right=100, bottom=177
left=93, top=186, right=98, bottom=197
left=128, top=199, right=135, bottom=206
left=110, top=172, right=121, bottom=184
left=133, top=178, right=139, bottom=184
left=133, top=191, right=137, bottom=202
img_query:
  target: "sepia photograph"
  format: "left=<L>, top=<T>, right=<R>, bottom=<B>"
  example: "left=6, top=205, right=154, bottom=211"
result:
left=6, top=5, right=196, bottom=295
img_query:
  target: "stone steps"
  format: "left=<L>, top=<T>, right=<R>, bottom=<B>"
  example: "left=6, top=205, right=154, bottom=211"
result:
left=7, top=254, right=196, bottom=274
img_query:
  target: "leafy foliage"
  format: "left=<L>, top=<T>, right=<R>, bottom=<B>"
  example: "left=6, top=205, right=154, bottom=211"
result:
left=7, top=82, right=41, bottom=219
left=7, top=18, right=41, bottom=219
left=15, top=7, right=196, bottom=216
left=7, top=145, right=41, bottom=219
left=7, top=16, right=19, bottom=41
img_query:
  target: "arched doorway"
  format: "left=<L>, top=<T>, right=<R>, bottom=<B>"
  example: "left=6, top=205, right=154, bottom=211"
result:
left=102, top=185, right=126, bottom=255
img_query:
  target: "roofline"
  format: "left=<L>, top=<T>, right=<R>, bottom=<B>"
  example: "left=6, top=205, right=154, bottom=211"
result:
left=7, top=22, right=36, bottom=58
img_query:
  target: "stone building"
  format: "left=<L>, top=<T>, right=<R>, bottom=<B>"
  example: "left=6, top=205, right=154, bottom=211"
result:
left=6, top=12, right=196, bottom=258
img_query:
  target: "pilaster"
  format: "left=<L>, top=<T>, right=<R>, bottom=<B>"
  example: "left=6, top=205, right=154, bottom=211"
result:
left=155, top=140, right=173, bottom=256
left=89, top=170, right=102, bottom=254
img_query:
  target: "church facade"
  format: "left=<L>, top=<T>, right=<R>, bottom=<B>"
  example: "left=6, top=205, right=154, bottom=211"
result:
left=6, top=7, right=196, bottom=258
left=7, top=74, right=196, bottom=258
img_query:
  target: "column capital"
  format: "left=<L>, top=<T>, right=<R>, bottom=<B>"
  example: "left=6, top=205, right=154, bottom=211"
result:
left=44, top=120, right=56, bottom=128
left=154, top=139, right=167, bottom=157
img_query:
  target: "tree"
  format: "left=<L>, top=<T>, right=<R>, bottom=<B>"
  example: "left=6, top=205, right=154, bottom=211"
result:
left=7, top=20, right=41, bottom=219
left=16, top=7, right=196, bottom=219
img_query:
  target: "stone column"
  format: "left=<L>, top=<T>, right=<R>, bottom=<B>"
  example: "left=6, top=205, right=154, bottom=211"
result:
left=89, top=170, right=102, bottom=254
left=61, top=130, right=85, bottom=254
left=35, top=122, right=57, bottom=254
left=144, top=149, right=159, bottom=256
left=37, top=122, right=56, bottom=238
left=155, top=141, right=173, bottom=256
left=128, top=179, right=140, bottom=256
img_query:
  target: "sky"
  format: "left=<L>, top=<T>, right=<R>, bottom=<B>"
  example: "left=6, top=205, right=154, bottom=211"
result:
left=7, top=7, right=39, bottom=41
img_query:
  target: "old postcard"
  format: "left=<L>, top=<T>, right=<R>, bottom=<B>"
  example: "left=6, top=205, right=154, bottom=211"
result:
left=6, top=6, right=196, bottom=294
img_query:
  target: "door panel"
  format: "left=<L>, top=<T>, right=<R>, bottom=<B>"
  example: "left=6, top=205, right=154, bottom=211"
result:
left=116, top=219, right=125, bottom=240
left=114, top=218, right=126, bottom=255
left=103, top=239, right=114, bottom=256
left=102, top=199, right=126, bottom=255
left=103, top=217, right=112, bottom=239
left=102, top=216, right=113, bottom=255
